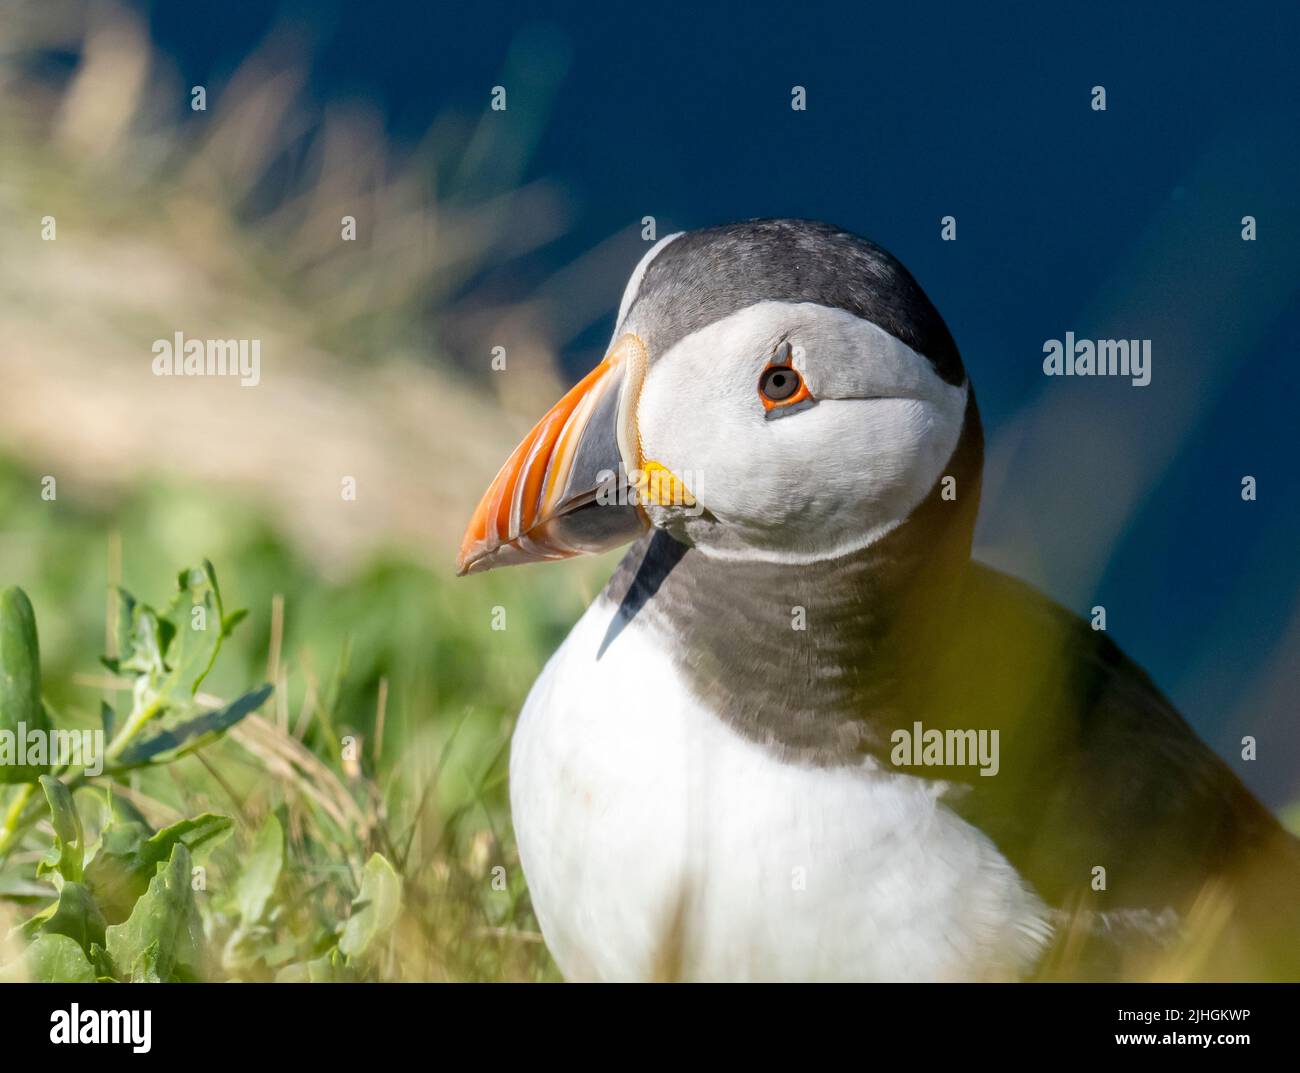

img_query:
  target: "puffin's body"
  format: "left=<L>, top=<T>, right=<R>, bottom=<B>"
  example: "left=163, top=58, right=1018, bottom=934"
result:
left=510, top=556, right=1052, bottom=981
left=459, top=220, right=1300, bottom=981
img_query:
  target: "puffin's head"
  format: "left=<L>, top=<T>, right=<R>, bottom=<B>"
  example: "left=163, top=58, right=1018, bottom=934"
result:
left=457, top=219, right=973, bottom=575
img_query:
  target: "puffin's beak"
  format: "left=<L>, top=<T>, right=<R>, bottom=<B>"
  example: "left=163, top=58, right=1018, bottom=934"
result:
left=456, top=334, right=653, bottom=576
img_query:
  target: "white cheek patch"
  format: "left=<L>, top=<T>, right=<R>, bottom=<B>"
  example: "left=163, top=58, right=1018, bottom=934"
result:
left=635, top=300, right=970, bottom=564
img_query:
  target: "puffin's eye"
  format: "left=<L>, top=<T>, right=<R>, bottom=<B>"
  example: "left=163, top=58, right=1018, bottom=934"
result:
left=759, top=365, right=801, bottom=402
left=758, top=345, right=814, bottom=417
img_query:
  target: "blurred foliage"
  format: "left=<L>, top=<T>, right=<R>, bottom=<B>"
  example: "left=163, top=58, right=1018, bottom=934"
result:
left=0, top=2, right=616, bottom=982
left=0, top=453, right=615, bottom=980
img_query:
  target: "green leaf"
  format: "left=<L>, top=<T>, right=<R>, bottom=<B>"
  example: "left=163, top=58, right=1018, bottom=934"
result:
left=24, top=933, right=96, bottom=983
left=173, top=566, right=219, bottom=694
left=338, top=853, right=402, bottom=965
left=36, top=775, right=84, bottom=883
left=0, top=585, right=50, bottom=783
left=105, top=843, right=205, bottom=982
left=112, top=684, right=272, bottom=769
left=112, top=588, right=136, bottom=668
left=14, top=881, right=106, bottom=950
left=117, top=598, right=168, bottom=679
left=221, top=609, right=249, bottom=638
left=83, top=821, right=150, bottom=923
left=87, top=941, right=116, bottom=980
left=235, top=814, right=284, bottom=926
left=99, top=700, right=116, bottom=741
left=107, top=564, right=242, bottom=747
left=146, top=812, right=233, bottom=859
left=85, top=808, right=230, bottom=924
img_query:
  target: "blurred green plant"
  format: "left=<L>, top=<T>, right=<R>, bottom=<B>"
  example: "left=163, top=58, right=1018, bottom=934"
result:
left=0, top=564, right=268, bottom=981
left=0, top=455, right=579, bottom=980
left=0, top=1, right=600, bottom=983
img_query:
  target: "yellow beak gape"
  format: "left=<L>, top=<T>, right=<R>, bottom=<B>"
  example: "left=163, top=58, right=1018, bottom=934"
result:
left=636, top=460, right=695, bottom=508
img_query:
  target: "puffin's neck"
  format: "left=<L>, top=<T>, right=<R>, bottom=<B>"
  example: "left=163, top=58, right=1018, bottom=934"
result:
left=600, top=392, right=983, bottom=764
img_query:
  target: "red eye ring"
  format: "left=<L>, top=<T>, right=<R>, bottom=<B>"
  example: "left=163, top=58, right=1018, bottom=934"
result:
left=758, top=363, right=813, bottom=412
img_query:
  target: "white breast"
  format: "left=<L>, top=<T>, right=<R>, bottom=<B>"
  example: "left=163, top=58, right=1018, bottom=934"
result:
left=509, top=596, right=1053, bottom=981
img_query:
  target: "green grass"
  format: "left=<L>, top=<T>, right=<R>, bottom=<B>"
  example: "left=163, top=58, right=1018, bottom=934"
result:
left=0, top=7, right=613, bottom=982
left=0, top=453, right=613, bottom=980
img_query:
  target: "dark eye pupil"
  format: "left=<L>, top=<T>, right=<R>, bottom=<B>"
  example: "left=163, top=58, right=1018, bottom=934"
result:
left=761, top=366, right=799, bottom=401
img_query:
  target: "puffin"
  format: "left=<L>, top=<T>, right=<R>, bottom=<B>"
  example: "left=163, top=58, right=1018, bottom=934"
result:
left=456, top=219, right=1300, bottom=982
